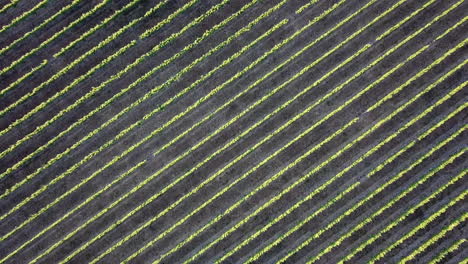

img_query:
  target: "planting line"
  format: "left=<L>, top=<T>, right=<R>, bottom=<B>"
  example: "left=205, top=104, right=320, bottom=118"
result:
left=0, top=0, right=284, bottom=251
left=301, top=147, right=467, bottom=264
left=28, top=0, right=364, bottom=260
left=338, top=130, right=467, bottom=262
left=243, top=104, right=464, bottom=264
left=185, top=38, right=464, bottom=264
left=0, top=0, right=20, bottom=14
left=1, top=1, right=278, bottom=247
left=27, top=20, right=289, bottom=264
left=122, top=119, right=361, bottom=263
left=139, top=0, right=216, bottom=39
left=54, top=0, right=143, bottom=58
left=332, top=143, right=467, bottom=262
left=158, top=5, right=464, bottom=263
left=0, top=0, right=83, bottom=55
left=0, top=0, right=47, bottom=34
left=236, top=10, right=468, bottom=261
left=0, top=59, right=47, bottom=97
left=429, top=239, right=467, bottom=264
left=0, top=0, right=111, bottom=75
left=0, top=5, right=283, bottom=244
left=0, top=0, right=189, bottom=133
left=243, top=97, right=467, bottom=264
left=218, top=162, right=364, bottom=263
left=369, top=187, right=468, bottom=263
left=88, top=0, right=400, bottom=260
left=0, top=0, right=228, bottom=200
left=0, top=39, right=138, bottom=152
left=329, top=168, right=468, bottom=264
left=294, top=99, right=467, bottom=263
left=400, top=213, right=468, bottom=264
left=153, top=0, right=431, bottom=160
left=296, top=0, right=319, bottom=14
left=0, top=161, right=147, bottom=264
left=227, top=181, right=362, bottom=263
left=178, top=44, right=430, bottom=263
left=0, top=0, right=248, bottom=179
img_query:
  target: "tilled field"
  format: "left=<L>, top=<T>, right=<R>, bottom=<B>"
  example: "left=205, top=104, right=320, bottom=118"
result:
left=0, top=0, right=467, bottom=263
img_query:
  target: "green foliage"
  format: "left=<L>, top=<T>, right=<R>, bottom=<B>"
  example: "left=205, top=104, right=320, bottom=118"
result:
left=0, top=0, right=110, bottom=75
left=54, top=0, right=145, bottom=58
left=0, top=0, right=48, bottom=34
left=400, top=213, right=468, bottom=264
left=0, top=0, right=83, bottom=55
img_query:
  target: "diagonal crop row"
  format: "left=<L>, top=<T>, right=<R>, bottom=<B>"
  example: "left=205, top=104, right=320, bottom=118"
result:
left=400, top=212, right=468, bottom=264
left=0, top=59, right=47, bottom=97
left=158, top=6, right=464, bottom=264
left=296, top=0, right=319, bottom=14
left=0, top=160, right=147, bottom=264
left=159, top=29, right=424, bottom=264
left=151, top=0, right=405, bottom=159
left=0, top=0, right=83, bottom=55
left=229, top=61, right=466, bottom=263
left=0, top=0, right=189, bottom=133
left=0, top=0, right=47, bottom=34
left=0, top=0, right=186, bottom=130
left=244, top=96, right=467, bottom=264
left=0, top=0, right=263, bottom=240
left=336, top=133, right=468, bottom=263
left=304, top=108, right=467, bottom=263
left=81, top=0, right=401, bottom=259
left=124, top=115, right=359, bottom=264
left=105, top=11, right=377, bottom=263
left=0, top=0, right=20, bottom=14
left=138, top=0, right=202, bottom=39
left=0, top=0, right=217, bottom=194
left=303, top=147, right=467, bottom=264
left=0, top=0, right=111, bottom=75
left=320, top=162, right=468, bottom=264
left=429, top=239, right=467, bottom=264
left=0, top=0, right=245, bottom=176
left=88, top=0, right=402, bottom=260
left=0, top=0, right=284, bottom=239
left=54, top=0, right=143, bottom=58
left=60, top=19, right=291, bottom=264
left=184, top=39, right=464, bottom=264
left=236, top=7, right=468, bottom=261
left=24, top=19, right=290, bottom=264
left=22, top=0, right=359, bottom=260
left=0, top=0, right=287, bottom=255
left=0, top=39, right=138, bottom=155
left=0, top=0, right=274, bottom=241
left=234, top=185, right=361, bottom=262
left=217, top=147, right=364, bottom=264
left=368, top=182, right=468, bottom=263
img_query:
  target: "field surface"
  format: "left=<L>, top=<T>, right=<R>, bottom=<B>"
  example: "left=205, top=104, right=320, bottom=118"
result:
left=0, top=0, right=467, bottom=263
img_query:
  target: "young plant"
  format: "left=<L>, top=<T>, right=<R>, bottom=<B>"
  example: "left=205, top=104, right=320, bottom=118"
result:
left=0, top=0, right=83, bottom=55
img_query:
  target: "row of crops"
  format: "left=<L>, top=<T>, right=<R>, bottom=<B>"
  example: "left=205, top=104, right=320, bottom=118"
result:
left=0, top=0, right=466, bottom=263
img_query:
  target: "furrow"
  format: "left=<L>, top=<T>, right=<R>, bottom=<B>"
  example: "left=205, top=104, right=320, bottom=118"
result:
left=0, top=0, right=284, bottom=255
left=0, top=0, right=111, bottom=75
left=368, top=188, right=467, bottom=263
left=429, top=239, right=467, bottom=264
left=244, top=98, right=467, bottom=264
left=400, top=213, right=468, bottom=264
left=0, top=0, right=83, bottom=55
left=28, top=19, right=288, bottom=264
left=154, top=6, right=454, bottom=263
left=0, top=0, right=47, bottom=34
left=304, top=148, right=467, bottom=264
